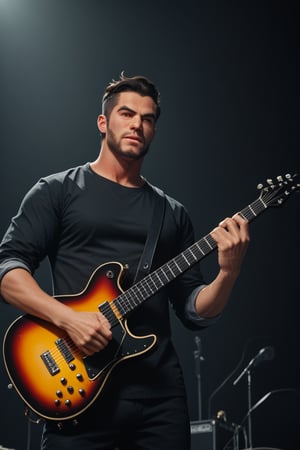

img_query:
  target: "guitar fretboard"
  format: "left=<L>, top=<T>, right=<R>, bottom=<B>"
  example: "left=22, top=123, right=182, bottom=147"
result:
left=112, top=195, right=268, bottom=319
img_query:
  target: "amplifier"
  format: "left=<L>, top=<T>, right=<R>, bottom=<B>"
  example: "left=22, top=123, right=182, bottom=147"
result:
left=190, top=419, right=235, bottom=450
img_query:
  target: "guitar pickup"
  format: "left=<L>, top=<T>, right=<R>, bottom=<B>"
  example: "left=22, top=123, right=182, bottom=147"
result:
left=41, top=350, right=60, bottom=376
left=55, top=338, right=74, bottom=364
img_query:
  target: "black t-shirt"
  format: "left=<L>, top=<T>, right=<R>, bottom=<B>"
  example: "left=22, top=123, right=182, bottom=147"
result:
left=0, top=163, right=206, bottom=399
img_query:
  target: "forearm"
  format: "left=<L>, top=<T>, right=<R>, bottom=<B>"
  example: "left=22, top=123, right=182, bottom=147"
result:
left=195, top=268, right=240, bottom=317
left=1, top=268, right=112, bottom=354
left=0, top=268, right=72, bottom=327
left=195, top=213, right=249, bottom=318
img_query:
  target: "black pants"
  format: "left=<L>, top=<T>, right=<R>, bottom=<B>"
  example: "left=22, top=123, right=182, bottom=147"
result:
left=41, top=396, right=191, bottom=450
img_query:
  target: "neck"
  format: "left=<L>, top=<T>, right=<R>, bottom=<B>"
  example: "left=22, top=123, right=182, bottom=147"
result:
left=90, top=148, right=145, bottom=188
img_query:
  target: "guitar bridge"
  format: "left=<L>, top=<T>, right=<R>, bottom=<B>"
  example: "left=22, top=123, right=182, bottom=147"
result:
left=41, top=350, right=60, bottom=376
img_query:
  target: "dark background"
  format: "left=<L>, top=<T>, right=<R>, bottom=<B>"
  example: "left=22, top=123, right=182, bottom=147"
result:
left=0, top=1, right=299, bottom=449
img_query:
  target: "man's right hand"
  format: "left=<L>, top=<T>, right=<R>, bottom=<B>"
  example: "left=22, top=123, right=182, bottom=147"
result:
left=60, top=310, right=113, bottom=355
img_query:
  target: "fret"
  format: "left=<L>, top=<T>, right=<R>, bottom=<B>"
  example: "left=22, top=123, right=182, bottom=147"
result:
left=121, top=291, right=136, bottom=311
left=186, top=249, right=197, bottom=264
left=204, top=236, right=214, bottom=250
left=189, top=246, right=199, bottom=261
left=198, top=237, right=214, bottom=255
left=167, top=264, right=176, bottom=277
left=154, top=270, right=165, bottom=287
left=248, top=204, right=257, bottom=217
left=172, top=259, right=181, bottom=273
left=240, top=197, right=267, bottom=222
left=146, top=275, right=157, bottom=293
left=182, top=253, right=191, bottom=266
left=160, top=266, right=172, bottom=282
left=194, top=243, right=205, bottom=256
left=142, top=276, right=155, bottom=294
left=134, top=284, right=146, bottom=300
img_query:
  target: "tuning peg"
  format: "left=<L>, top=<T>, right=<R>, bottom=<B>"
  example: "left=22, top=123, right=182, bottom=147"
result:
left=257, top=183, right=263, bottom=190
left=277, top=175, right=283, bottom=183
left=267, top=178, right=273, bottom=186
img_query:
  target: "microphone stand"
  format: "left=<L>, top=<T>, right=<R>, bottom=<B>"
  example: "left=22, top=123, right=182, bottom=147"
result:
left=246, top=369, right=253, bottom=449
left=233, top=365, right=255, bottom=449
left=233, top=346, right=275, bottom=449
left=193, top=336, right=205, bottom=421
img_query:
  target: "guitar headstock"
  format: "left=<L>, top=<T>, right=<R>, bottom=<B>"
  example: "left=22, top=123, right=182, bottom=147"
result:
left=257, top=173, right=300, bottom=208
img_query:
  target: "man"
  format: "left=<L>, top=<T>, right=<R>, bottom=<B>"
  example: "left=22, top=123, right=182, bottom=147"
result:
left=0, top=74, right=249, bottom=449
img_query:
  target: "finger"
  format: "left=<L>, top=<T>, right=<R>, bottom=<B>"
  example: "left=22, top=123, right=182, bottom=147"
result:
left=211, top=227, right=233, bottom=250
left=96, top=313, right=113, bottom=339
left=213, top=220, right=238, bottom=245
left=82, top=333, right=111, bottom=355
left=219, top=216, right=249, bottom=242
left=232, top=214, right=250, bottom=242
left=219, top=217, right=239, bottom=232
left=232, top=213, right=248, bottom=224
left=96, top=312, right=111, bottom=328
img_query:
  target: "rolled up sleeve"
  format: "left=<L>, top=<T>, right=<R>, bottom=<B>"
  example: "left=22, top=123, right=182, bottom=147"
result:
left=185, top=285, right=221, bottom=326
left=0, top=258, right=32, bottom=283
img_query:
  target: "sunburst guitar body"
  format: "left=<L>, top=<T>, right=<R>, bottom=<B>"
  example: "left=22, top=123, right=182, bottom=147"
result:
left=3, top=262, right=156, bottom=421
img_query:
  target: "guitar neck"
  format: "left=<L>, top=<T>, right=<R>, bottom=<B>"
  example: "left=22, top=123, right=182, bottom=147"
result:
left=113, top=195, right=267, bottom=318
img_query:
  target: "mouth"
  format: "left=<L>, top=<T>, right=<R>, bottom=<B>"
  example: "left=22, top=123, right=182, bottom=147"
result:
left=124, top=135, right=143, bottom=144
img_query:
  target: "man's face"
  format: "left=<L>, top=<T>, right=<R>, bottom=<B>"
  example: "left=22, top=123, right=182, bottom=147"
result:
left=99, top=91, right=157, bottom=160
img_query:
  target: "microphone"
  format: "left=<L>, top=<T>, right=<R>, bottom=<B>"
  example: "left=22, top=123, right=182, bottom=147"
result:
left=233, top=346, right=275, bottom=386
left=249, top=346, right=274, bottom=369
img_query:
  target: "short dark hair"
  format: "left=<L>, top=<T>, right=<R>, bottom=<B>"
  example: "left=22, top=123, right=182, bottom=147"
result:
left=102, top=73, right=161, bottom=121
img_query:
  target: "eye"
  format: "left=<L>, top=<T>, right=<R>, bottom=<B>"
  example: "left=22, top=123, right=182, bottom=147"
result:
left=143, top=116, right=155, bottom=126
left=121, top=111, right=132, bottom=118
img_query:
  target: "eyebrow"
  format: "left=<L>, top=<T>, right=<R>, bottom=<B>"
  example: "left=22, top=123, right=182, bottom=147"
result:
left=117, top=105, right=156, bottom=121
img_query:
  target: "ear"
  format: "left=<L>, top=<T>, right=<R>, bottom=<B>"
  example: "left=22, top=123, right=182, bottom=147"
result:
left=97, top=114, right=107, bottom=134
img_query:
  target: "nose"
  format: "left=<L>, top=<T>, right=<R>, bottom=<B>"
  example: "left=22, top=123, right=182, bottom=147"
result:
left=130, top=115, right=142, bottom=130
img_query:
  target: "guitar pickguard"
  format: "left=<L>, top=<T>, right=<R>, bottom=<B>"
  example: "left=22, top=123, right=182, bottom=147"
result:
left=83, top=318, right=156, bottom=379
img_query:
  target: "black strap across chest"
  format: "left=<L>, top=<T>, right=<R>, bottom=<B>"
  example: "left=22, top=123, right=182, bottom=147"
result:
left=133, top=184, right=166, bottom=284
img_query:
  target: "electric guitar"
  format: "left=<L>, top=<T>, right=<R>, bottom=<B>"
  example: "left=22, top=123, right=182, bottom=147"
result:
left=2, top=174, right=299, bottom=421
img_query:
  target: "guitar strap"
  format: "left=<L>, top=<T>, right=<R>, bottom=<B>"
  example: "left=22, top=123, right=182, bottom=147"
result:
left=133, top=183, right=166, bottom=284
